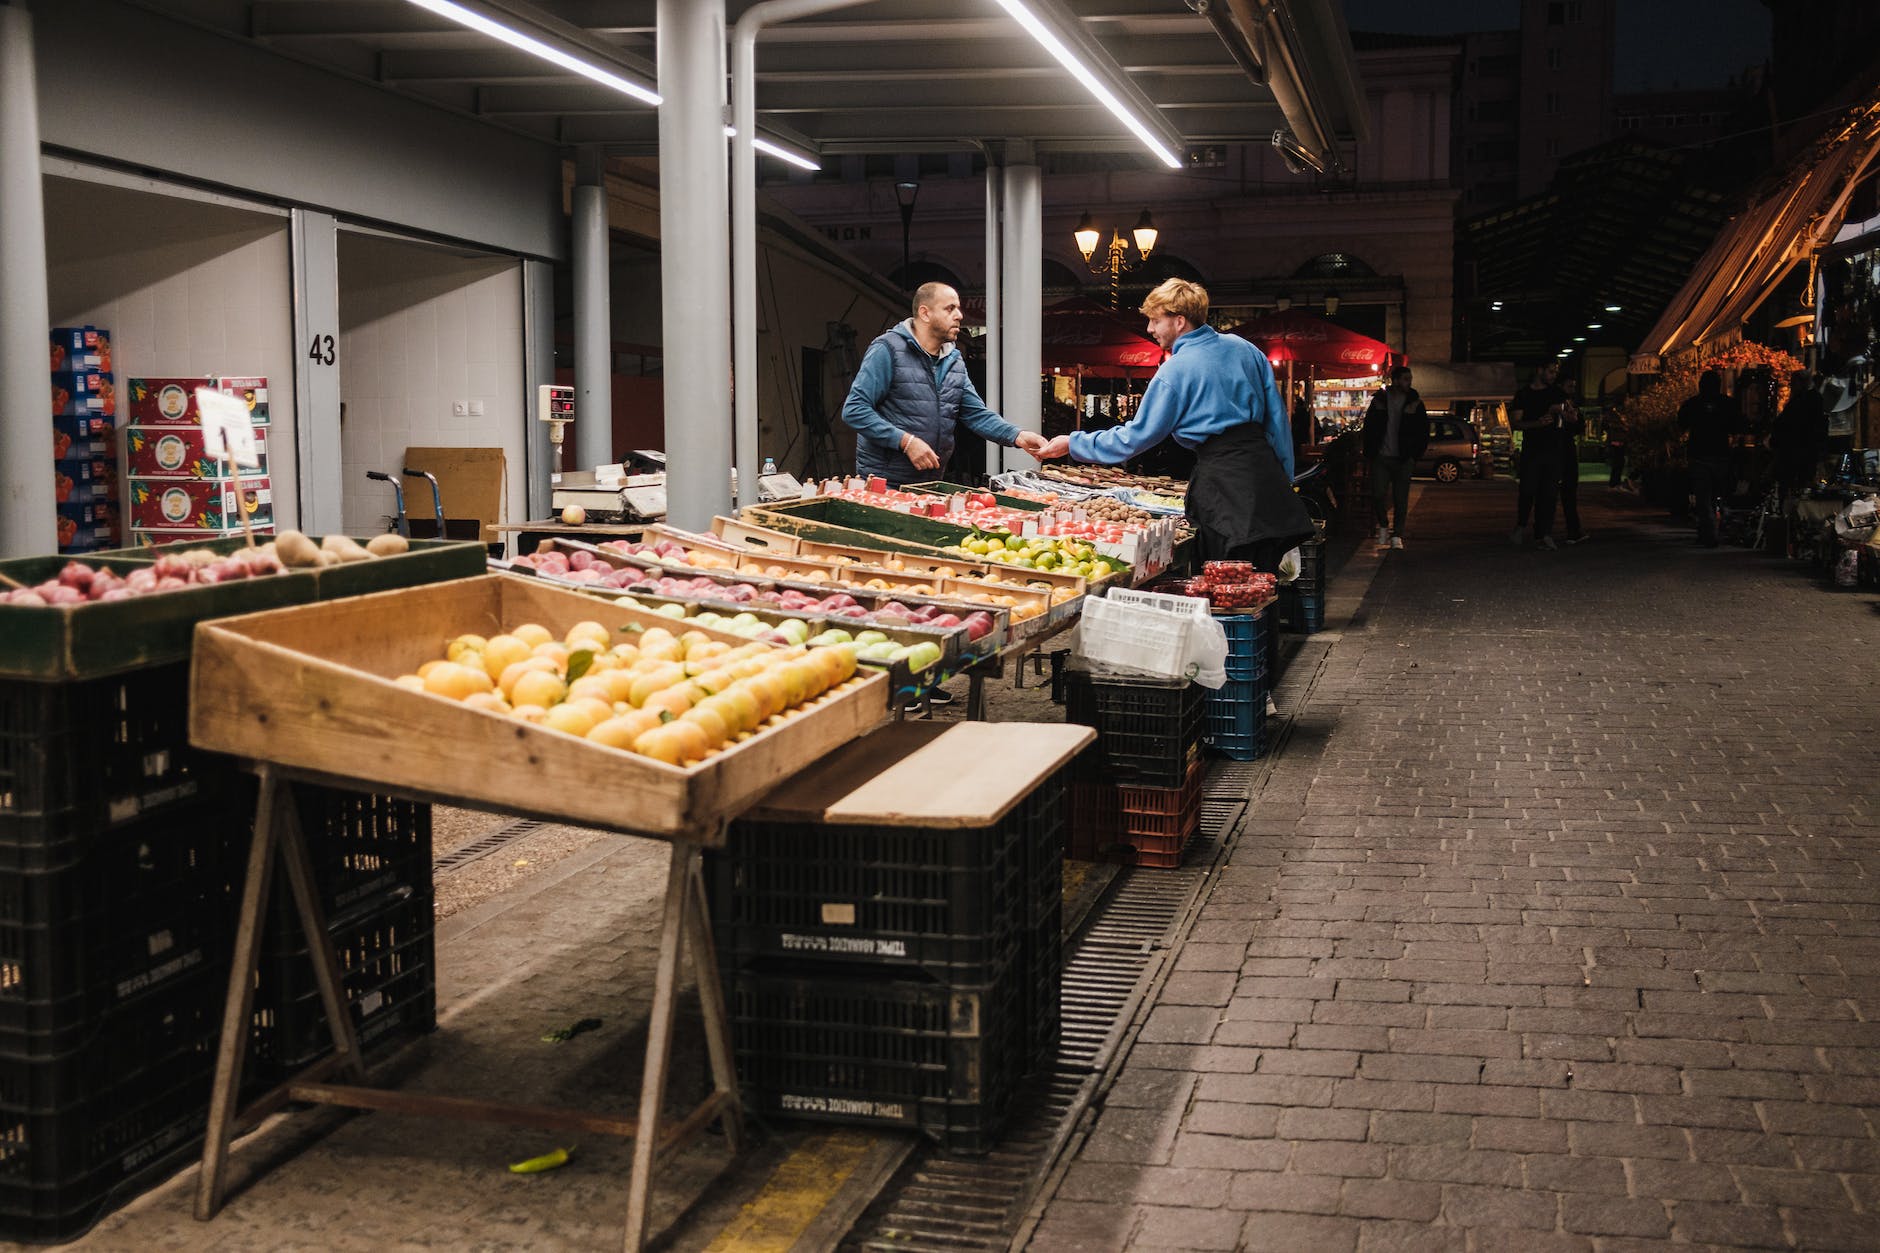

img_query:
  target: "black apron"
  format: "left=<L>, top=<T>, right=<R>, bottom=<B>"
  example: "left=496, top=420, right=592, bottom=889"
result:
left=1185, top=420, right=1315, bottom=568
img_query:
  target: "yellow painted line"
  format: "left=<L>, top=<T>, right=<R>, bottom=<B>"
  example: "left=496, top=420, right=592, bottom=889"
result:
left=704, top=1128, right=877, bottom=1253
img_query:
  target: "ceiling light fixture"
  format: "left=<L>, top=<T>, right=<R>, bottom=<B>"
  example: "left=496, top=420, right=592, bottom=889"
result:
left=723, top=126, right=820, bottom=171
left=991, top=0, right=1183, bottom=169
left=1603, top=303, right=1622, bottom=312
left=404, top=0, right=660, bottom=105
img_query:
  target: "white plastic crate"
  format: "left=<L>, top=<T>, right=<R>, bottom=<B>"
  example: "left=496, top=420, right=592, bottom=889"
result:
left=1074, top=591, right=1227, bottom=685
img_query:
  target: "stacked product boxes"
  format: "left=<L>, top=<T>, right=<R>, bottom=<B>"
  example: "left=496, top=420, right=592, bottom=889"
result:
left=125, top=377, right=274, bottom=548
left=50, top=328, right=120, bottom=554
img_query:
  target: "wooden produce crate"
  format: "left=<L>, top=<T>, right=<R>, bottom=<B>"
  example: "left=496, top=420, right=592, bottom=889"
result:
left=773, top=531, right=1088, bottom=600
left=189, top=575, right=888, bottom=841
left=734, top=551, right=845, bottom=584
left=937, top=577, right=1061, bottom=638
left=708, top=516, right=802, bottom=556
left=0, top=539, right=484, bottom=681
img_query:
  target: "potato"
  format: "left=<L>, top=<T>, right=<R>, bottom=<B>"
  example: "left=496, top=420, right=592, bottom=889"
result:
left=321, top=534, right=373, bottom=563
left=366, top=533, right=409, bottom=557
left=274, top=529, right=323, bottom=568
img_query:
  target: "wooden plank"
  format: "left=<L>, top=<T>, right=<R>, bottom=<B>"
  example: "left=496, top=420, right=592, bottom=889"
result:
left=708, top=515, right=802, bottom=555
left=747, top=721, right=1094, bottom=828
left=189, top=575, right=889, bottom=841
left=285, top=1084, right=644, bottom=1138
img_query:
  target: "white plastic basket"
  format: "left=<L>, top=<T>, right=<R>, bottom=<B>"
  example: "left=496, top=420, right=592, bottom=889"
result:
left=1074, top=591, right=1229, bottom=686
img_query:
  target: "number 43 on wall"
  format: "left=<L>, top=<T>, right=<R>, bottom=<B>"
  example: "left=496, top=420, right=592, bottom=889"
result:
left=307, top=334, right=336, bottom=366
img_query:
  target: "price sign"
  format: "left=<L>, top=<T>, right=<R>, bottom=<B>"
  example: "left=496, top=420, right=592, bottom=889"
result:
left=195, top=387, right=260, bottom=469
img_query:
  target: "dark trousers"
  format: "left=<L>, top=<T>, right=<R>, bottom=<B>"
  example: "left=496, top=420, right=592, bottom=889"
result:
left=1370, top=453, right=1413, bottom=535
left=1607, top=448, right=1625, bottom=486
left=1690, top=458, right=1726, bottom=546
left=1558, top=462, right=1581, bottom=539
left=1519, top=454, right=1560, bottom=538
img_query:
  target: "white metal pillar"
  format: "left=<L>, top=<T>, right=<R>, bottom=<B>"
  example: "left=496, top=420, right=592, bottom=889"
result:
left=572, top=147, right=613, bottom=472
left=982, top=163, right=1005, bottom=476
left=657, top=0, right=731, bottom=529
left=289, top=210, right=343, bottom=534
left=997, top=157, right=1043, bottom=476
left=0, top=4, right=55, bottom=556
left=521, top=258, right=556, bottom=522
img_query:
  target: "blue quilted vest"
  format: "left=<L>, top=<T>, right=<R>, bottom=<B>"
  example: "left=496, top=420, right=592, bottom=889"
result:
left=855, top=325, right=968, bottom=485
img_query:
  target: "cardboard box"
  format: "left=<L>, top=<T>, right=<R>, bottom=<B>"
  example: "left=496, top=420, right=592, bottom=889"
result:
left=215, top=376, right=271, bottom=427
left=53, top=464, right=117, bottom=506
left=129, top=476, right=273, bottom=531
left=133, top=525, right=277, bottom=548
left=53, top=415, right=114, bottom=460
left=52, top=371, right=115, bottom=418
left=126, top=424, right=270, bottom=479
left=50, top=326, right=110, bottom=373
left=404, top=446, right=506, bottom=545
left=127, top=377, right=214, bottom=424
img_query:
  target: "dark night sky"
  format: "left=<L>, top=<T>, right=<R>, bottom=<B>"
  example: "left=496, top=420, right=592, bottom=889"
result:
left=1339, top=0, right=1773, bottom=92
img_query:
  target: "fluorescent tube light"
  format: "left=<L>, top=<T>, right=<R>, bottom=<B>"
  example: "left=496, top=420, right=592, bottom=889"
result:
left=991, top=0, right=1183, bottom=169
left=725, top=126, right=821, bottom=172
left=405, top=0, right=660, bottom=106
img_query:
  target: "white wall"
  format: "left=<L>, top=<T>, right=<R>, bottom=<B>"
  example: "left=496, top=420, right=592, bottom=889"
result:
left=337, top=234, right=524, bottom=536
left=43, top=176, right=300, bottom=522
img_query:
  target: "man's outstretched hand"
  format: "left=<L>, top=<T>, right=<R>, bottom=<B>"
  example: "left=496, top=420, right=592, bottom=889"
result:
left=1038, top=435, right=1072, bottom=460
left=1014, top=431, right=1048, bottom=456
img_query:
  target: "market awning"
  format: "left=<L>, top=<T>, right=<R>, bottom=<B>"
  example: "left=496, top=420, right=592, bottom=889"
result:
left=1635, top=97, right=1880, bottom=369
left=1226, top=308, right=1395, bottom=376
left=1040, top=297, right=1165, bottom=374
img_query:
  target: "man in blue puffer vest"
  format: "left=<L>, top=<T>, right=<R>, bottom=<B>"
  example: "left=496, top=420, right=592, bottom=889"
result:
left=842, top=282, right=1049, bottom=485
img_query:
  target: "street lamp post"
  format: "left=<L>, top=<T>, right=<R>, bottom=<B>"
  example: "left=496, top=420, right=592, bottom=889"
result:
left=1074, top=209, right=1160, bottom=309
left=895, top=180, right=919, bottom=290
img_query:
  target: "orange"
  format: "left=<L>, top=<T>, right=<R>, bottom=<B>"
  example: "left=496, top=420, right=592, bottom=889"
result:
left=632, top=723, right=686, bottom=764
left=509, top=669, right=567, bottom=710
left=511, top=623, right=553, bottom=648
left=588, top=708, right=662, bottom=749
left=480, top=634, right=532, bottom=681
left=564, top=697, right=615, bottom=727
left=423, top=661, right=494, bottom=700
left=565, top=620, right=611, bottom=650
left=540, top=702, right=601, bottom=738
left=642, top=683, right=698, bottom=719
left=531, top=641, right=571, bottom=670
left=566, top=675, right=613, bottom=704
left=498, top=656, right=558, bottom=698
left=628, top=663, right=686, bottom=708
left=680, top=705, right=730, bottom=750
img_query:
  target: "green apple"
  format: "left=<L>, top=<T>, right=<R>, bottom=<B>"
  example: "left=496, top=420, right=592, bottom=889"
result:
left=657, top=602, right=687, bottom=619
left=854, top=630, right=889, bottom=646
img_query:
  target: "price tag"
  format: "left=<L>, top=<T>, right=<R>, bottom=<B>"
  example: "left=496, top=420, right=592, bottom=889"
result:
left=195, top=387, right=259, bottom=469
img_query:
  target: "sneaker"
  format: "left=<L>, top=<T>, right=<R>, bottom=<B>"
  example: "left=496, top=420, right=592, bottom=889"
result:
left=924, top=687, right=955, bottom=707
left=1509, top=525, right=1528, bottom=546
left=1564, top=533, right=1588, bottom=545
left=1389, top=535, right=1404, bottom=549
left=1537, top=536, right=1558, bottom=551
left=1374, top=526, right=1390, bottom=546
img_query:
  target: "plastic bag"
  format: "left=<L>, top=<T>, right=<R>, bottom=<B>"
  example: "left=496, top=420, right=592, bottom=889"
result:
left=1276, top=547, right=1302, bottom=584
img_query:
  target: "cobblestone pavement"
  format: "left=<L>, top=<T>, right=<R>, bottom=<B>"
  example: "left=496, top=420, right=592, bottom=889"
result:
left=1028, top=481, right=1880, bottom=1253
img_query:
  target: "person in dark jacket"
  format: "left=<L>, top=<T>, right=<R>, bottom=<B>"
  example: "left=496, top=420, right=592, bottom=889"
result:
left=1360, top=365, right=1430, bottom=550
left=841, top=283, right=1046, bottom=486
left=1769, top=369, right=1828, bottom=500
left=1677, top=370, right=1742, bottom=547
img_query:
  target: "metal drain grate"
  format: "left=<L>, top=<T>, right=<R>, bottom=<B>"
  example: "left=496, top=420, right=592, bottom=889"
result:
left=841, top=868, right=1208, bottom=1251
left=432, top=819, right=546, bottom=876
left=1203, top=759, right=1264, bottom=800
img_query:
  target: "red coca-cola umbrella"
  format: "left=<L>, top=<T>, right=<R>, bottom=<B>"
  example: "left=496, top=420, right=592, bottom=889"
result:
left=1227, top=308, right=1395, bottom=375
left=1039, top=296, right=1165, bottom=376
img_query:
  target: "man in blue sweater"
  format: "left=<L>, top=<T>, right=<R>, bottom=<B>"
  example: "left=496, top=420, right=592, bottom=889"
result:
left=842, top=283, right=1048, bottom=486
left=1040, top=279, right=1312, bottom=567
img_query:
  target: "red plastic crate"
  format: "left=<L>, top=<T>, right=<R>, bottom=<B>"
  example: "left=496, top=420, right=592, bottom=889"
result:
left=1117, top=808, right=1199, bottom=869
left=1067, top=782, right=1122, bottom=862
left=1118, top=756, right=1203, bottom=819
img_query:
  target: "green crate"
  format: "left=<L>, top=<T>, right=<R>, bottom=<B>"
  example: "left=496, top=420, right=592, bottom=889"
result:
left=0, top=539, right=486, bottom=680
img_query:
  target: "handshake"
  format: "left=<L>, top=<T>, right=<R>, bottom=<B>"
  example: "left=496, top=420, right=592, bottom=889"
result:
left=1014, top=432, right=1072, bottom=460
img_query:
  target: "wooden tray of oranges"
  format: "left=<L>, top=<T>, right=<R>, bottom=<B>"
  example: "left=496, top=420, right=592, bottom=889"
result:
left=188, top=573, right=888, bottom=842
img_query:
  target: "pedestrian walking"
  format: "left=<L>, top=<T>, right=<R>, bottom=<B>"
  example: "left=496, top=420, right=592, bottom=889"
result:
left=1361, top=365, right=1430, bottom=550
left=1556, top=380, right=1588, bottom=544
left=1604, top=410, right=1626, bottom=486
left=1508, top=361, right=1569, bottom=549
left=1768, top=369, right=1828, bottom=501
left=1677, top=370, right=1742, bottom=547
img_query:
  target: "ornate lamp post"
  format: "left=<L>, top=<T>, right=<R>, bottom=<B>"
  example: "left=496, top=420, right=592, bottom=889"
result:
left=1074, top=208, right=1160, bottom=309
left=895, top=180, right=919, bottom=290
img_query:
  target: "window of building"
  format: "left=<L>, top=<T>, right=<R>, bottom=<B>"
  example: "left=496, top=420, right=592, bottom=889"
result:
left=1547, top=48, right=1563, bottom=70
left=1568, top=1, right=1585, bottom=21
left=1545, top=91, right=1561, bottom=115
left=1547, top=2, right=1564, bottom=25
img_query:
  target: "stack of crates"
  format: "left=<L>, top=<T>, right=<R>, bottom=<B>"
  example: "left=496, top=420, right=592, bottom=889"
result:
left=0, top=663, right=232, bottom=1241
left=1064, top=671, right=1205, bottom=867
left=1276, top=537, right=1326, bottom=634
left=714, top=772, right=1065, bottom=1154
left=238, top=787, right=436, bottom=1088
left=1203, top=607, right=1269, bottom=762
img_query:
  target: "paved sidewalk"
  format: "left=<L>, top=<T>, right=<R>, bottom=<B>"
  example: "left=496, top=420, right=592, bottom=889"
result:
left=1029, top=481, right=1880, bottom=1252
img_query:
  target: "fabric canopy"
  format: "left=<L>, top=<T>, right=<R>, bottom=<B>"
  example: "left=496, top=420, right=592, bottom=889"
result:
left=1226, top=308, right=1395, bottom=376
left=1039, top=297, right=1166, bottom=374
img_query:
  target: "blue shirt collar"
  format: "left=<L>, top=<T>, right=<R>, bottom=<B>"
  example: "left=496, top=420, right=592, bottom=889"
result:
left=1167, top=324, right=1218, bottom=356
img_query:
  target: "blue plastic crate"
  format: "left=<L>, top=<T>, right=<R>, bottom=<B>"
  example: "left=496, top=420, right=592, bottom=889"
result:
left=1216, top=610, right=1269, bottom=681
left=1203, top=676, right=1266, bottom=761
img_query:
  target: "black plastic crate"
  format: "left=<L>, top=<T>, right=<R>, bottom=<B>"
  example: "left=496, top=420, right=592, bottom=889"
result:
left=717, top=772, right=1065, bottom=984
left=225, top=784, right=432, bottom=930
left=0, top=665, right=228, bottom=865
left=0, top=1019, right=217, bottom=1243
left=1023, top=909, right=1061, bottom=1075
left=249, top=886, right=437, bottom=1083
left=0, top=807, right=226, bottom=1052
left=730, top=960, right=1030, bottom=1155
left=1064, top=672, right=1204, bottom=788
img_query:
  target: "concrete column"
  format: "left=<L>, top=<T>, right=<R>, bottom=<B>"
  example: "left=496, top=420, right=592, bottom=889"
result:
left=982, top=163, right=1004, bottom=476
left=997, top=159, right=1042, bottom=475
left=657, top=0, right=731, bottom=529
left=572, top=148, right=613, bottom=472
left=0, top=4, right=55, bottom=556
left=521, top=257, right=556, bottom=524
left=289, top=209, right=343, bottom=534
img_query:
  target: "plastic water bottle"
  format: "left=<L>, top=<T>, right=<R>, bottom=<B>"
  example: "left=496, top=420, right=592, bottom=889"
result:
left=761, top=457, right=777, bottom=476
